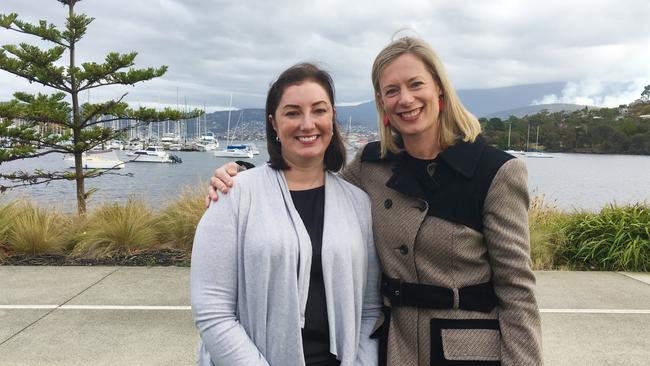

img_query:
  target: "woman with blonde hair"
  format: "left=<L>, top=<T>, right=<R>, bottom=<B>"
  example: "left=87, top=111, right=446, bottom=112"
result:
left=208, top=36, right=543, bottom=365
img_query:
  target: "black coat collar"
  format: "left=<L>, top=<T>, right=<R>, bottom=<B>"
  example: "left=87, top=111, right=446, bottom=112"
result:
left=438, top=135, right=486, bottom=179
left=361, top=135, right=487, bottom=199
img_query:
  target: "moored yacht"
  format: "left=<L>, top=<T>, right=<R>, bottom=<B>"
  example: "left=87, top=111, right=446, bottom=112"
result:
left=126, top=146, right=181, bottom=163
left=65, top=150, right=125, bottom=169
left=213, top=144, right=254, bottom=158
left=200, top=132, right=219, bottom=145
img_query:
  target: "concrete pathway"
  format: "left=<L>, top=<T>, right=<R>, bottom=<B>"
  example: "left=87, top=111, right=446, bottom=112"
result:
left=0, top=267, right=648, bottom=365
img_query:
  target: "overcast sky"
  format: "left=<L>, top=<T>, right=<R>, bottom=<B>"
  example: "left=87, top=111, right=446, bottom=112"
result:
left=2, top=0, right=649, bottom=111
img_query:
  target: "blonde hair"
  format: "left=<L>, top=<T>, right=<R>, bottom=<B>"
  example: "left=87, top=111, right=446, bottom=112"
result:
left=371, top=36, right=481, bottom=157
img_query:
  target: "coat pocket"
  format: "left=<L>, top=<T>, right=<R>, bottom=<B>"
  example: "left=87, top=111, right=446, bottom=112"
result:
left=430, top=318, right=501, bottom=366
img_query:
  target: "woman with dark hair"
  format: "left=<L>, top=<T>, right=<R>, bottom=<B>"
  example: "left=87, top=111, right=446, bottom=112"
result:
left=208, top=37, right=543, bottom=365
left=191, top=63, right=381, bottom=366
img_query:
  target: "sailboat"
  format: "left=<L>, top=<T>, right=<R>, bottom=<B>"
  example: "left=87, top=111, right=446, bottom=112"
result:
left=526, top=125, right=554, bottom=158
left=214, top=96, right=253, bottom=158
left=196, top=111, right=219, bottom=151
left=343, top=116, right=367, bottom=150
left=505, top=122, right=526, bottom=156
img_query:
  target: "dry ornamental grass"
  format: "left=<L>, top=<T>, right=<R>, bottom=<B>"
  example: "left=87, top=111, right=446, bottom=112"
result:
left=1, top=192, right=647, bottom=271
left=72, top=198, right=158, bottom=259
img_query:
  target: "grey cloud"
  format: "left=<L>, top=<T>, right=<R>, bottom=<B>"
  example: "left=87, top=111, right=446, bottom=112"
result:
left=2, top=0, right=648, bottom=109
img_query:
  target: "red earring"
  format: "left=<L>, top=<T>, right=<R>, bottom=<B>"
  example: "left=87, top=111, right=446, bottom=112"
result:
left=383, top=115, right=390, bottom=126
left=438, top=97, right=444, bottom=112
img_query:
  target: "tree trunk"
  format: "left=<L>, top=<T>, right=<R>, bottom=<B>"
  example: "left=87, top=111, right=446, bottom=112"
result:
left=69, top=2, right=86, bottom=214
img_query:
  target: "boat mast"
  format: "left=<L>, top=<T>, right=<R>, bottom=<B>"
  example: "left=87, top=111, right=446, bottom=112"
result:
left=226, top=94, right=233, bottom=145
left=347, top=116, right=352, bottom=135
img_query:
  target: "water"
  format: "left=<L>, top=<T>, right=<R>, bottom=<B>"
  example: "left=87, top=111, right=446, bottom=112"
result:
left=524, top=153, right=650, bottom=211
left=2, top=147, right=649, bottom=212
left=0, top=142, right=271, bottom=212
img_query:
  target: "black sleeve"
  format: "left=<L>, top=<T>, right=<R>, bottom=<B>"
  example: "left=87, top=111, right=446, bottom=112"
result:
left=235, top=160, right=256, bottom=170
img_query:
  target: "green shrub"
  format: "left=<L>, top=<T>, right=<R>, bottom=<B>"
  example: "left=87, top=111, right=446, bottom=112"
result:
left=154, top=185, right=205, bottom=251
left=528, top=197, right=572, bottom=270
left=6, top=202, right=72, bottom=256
left=564, top=204, right=650, bottom=271
left=73, top=198, right=158, bottom=258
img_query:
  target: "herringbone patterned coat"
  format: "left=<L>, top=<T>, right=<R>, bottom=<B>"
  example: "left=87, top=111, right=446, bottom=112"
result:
left=340, top=137, right=542, bottom=366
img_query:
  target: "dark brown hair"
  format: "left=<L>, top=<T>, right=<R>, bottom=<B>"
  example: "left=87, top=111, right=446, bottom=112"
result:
left=266, top=62, right=346, bottom=171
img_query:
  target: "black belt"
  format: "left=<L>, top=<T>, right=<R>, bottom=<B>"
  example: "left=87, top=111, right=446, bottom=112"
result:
left=380, top=275, right=498, bottom=313
left=373, top=275, right=498, bottom=366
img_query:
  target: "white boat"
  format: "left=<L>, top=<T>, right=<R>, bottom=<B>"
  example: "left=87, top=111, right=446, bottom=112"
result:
left=214, top=145, right=254, bottom=158
left=505, top=149, right=527, bottom=156
left=526, top=152, right=554, bottom=158
left=524, top=125, right=554, bottom=158
left=200, top=132, right=219, bottom=146
left=65, top=151, right=125, bottom=169
left=168, top=143, right=182, bottom=151
left=244, top=143, right=260, bottom=155
left=196, top=142, right=218, bottom=151
left=108, top=140, right=125, bottom=150
left=160, top=132, right=180, bottom=144
left=504, top=123, right=526, bottom=156
left=343, top=118, right=369, bottom=150
left=160, top=132, right=181, bottom=150
left=126, top=140, right=144, bottom=150
left=213, top=95, right=253, bottom=159
left=126, top=146, right=177, bottom=163
left=345, top=132, right=368, bottom=150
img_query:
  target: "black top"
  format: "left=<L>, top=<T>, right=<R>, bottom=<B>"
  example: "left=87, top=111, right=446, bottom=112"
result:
left=290, top=186, right=340, bottom=366
left=403, top=153, right=440, bottom=215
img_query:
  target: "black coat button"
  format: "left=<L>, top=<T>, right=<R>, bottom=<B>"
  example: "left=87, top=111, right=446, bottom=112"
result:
left=417, top=201, right=427, bottom=212
left=398, top=244, right=409, bottom=255
left=384, top=199, right=393, bottom=209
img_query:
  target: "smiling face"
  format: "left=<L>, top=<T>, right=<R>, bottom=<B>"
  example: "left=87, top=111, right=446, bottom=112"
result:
left=378, top=52, right=442, bottom=143
left=270, top=80, right=334, bottom=169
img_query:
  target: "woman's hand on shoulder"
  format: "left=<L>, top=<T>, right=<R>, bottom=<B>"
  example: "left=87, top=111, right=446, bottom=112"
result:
left=205, top=162, right=241, bottom=207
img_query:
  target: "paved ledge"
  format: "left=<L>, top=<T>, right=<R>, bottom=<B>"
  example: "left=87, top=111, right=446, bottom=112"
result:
left=618, top=271, right=650, bottom=285
left=0, top=267, right=648, bottom=366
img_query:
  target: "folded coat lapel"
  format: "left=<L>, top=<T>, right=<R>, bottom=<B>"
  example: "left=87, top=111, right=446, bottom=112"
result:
left=321, top=172, right=365, bottom=362
left=385, top=153, right=427, bottom=201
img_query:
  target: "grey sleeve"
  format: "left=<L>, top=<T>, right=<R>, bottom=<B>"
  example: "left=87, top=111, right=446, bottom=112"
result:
left=356, top=197, right=381, bottom=365
left=483, top=158, right=543, bottom=365
left=191, top=193, right=270, bottom=366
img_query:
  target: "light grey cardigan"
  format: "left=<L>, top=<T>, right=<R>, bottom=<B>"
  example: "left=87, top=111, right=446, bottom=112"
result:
left=191, top=165, right=381, bottom=366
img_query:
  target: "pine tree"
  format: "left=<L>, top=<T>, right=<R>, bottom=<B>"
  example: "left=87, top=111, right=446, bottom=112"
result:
left=641, top=85, right=650, bottom=102
left=0, top=0, right=201, bottom=213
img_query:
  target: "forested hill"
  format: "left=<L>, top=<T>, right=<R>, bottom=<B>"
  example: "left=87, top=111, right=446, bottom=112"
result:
left=480, top=102, right=650, bottom=155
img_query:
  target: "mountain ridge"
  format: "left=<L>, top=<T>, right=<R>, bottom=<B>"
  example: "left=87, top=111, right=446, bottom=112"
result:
left=202, top=82, right=600, bottom=133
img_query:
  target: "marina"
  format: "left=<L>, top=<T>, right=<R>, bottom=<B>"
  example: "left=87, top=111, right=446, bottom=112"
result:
left=1, top=146, right=649, bottom=212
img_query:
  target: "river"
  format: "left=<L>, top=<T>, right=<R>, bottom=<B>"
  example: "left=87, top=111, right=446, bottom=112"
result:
left=1, top=145, right=649, bottom=212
